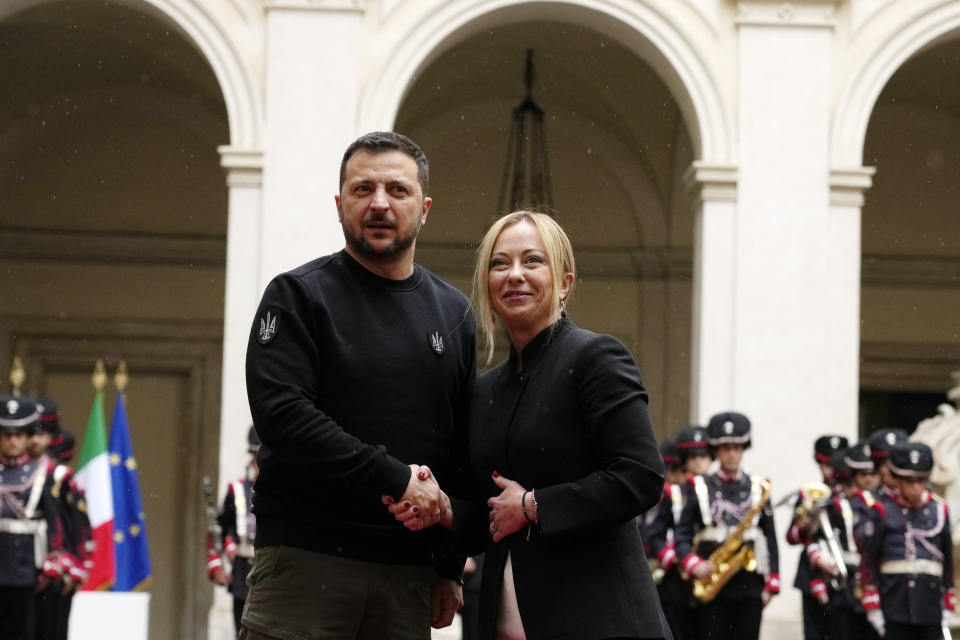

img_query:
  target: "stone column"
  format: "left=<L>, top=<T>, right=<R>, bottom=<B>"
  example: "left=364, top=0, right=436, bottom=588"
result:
left=827, top=167, right=874, bottom=434
left=211, top=146, right=263, bottom=640
left=686, top=162, right=738, bottom=423
left=260, top=0, right=364, bottom=287
left=732, top=2, right=843, bottom=635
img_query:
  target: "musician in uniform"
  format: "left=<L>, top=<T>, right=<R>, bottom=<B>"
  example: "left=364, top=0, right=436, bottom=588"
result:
left=674, top=412, right=780, bottom=640
left=30, top=397, right=90, bottom=640
left=859, top=441, right=954, bottom=640
left=643, top=436, right=690, bottom=639
left=645, top=426, right=711, bottom=640
left=800, top=448, right=880, bottom=639
left=786, top=434, right=849, bottom=640
left=846, top=441, right=880, bottom=493
left=868, top=428, right=908, bottom=499
left=206, top=426, right=259, bottom=634
left=0, top=396, right=64, bottom=640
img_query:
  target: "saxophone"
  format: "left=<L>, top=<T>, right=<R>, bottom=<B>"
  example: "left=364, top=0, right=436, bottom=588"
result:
left=692, top=479, right=771, bottom=603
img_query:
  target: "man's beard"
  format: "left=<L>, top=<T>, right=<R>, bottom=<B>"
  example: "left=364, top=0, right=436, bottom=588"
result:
left=344, top=216, right=421, bottom=260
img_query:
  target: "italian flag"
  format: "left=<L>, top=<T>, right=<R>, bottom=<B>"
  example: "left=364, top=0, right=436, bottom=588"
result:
left=75, top=388, right=116, bottom=590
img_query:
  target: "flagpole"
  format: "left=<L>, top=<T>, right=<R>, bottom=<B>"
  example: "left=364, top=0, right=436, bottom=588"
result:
left=114, top=360, right=128, bottom=393
left=109, top=360, right=153, bottom=592
left=92, top=359, right=107, bottom=393
left=76, top=359, right=116, bottom=591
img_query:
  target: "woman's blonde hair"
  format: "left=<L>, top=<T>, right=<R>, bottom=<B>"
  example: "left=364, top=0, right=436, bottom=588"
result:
left=472, top=211, right=576, bottom=364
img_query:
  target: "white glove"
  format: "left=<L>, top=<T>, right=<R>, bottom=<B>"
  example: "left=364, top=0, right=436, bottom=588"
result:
left=943, top=608, right=953, bottom=629
left=866, top=609, right=885, bottom=637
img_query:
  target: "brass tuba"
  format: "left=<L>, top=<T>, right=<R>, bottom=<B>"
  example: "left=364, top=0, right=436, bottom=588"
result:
left=796, top=482, right=848, bottom=589
left=692, top=479, right=771, bottom=603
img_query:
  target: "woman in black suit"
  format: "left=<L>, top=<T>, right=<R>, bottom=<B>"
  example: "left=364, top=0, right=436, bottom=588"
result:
left=465, top=211, right=671, bottom=640
left=387, top=211, right=671, bottom=638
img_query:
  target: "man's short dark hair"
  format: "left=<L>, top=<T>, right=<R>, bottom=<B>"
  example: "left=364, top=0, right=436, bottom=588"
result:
left=339, top=131, right=429, bottom=195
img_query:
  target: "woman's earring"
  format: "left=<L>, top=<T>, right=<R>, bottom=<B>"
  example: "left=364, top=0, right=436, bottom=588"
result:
left=560, top=297, right=567, bottom=318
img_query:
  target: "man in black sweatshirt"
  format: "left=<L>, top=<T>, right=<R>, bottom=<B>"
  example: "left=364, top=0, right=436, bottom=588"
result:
left=241, top=131, right=476, bottom=640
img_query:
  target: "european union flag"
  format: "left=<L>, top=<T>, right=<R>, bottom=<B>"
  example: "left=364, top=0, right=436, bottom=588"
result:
left=109, top=391, right=152, bottom=591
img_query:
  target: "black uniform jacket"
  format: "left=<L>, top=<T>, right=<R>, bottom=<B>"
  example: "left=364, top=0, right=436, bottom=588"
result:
left=462, top=318, right=670, bottom=640
left=860, top=491, right=954, bottom=625
left=673, top=470, right=780, bottom=600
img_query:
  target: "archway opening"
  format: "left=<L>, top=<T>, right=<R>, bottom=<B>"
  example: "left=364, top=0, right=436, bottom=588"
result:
left=0, top=1, right=229, bottom=636
left=395, top=17, right=697, bottom=433
left=859, top=37, right=960, bottom=437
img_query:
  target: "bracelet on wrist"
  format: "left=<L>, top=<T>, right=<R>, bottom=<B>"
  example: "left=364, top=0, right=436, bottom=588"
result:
left=521, top=491, right=535, bottom=523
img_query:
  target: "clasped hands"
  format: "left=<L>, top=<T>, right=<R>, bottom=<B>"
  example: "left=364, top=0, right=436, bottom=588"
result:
left=381, top=464, right=452, bottom=531
left=382, top=467, right=532, bottom=543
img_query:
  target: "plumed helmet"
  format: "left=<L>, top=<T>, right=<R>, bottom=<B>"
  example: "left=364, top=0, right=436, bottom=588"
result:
left=844, top=440, right=875, bottom=474
left=706, top=412, right=751, bottom=449
left=675, top=425, right=711, bottom=460
left=0, top=395, right=39, bottom=434
left=814, top=434, right=849, bottom=462
left=868, top=428, right=908, bottom=461
left=659, top=437, right=681, bottom=467
left=248, top=425, right=261, bottom=455
left=33, top=396, right=62, bottom=435
left=888, top=441, right=933, bottom=479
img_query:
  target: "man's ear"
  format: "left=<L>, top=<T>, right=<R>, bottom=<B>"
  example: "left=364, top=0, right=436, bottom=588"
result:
left=335, top=195, right=342, bottom=222
left=420, top=196, right=433, bottom=226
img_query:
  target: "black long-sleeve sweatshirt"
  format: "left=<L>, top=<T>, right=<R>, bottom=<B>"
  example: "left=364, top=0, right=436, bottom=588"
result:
left=245, top=250, right=475, bottom=577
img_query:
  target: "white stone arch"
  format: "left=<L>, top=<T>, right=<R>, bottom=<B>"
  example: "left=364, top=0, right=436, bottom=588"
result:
left=0, top=0, right=261, bottom=148
left=358, top=0, right=731, bottom=165
left=832, top=1, right=960, bottom=167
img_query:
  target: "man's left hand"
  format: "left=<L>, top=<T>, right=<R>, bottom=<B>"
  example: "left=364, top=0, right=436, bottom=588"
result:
left=430, top=578, right=463, bottom=629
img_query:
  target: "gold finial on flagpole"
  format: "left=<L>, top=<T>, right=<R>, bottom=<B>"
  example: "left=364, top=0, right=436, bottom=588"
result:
left=92, top=359, right=107, bottom=391
left=115, top=361, right=129, bottom=392
left=9, top=357, right=25, bottom=397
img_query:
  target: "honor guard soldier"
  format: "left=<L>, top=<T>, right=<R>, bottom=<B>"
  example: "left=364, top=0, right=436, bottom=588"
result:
left=646, top=425, right=712, bottom=640
left=847, top=441, right=880, bottom=494
left=859, top=441, right=954, bottom=640
left=31, top=397, right=90, bottom=640
left=674, top=412, right=780, bottom=640
left=0, top=396, right=63, bottom=640
left=802, top=449, right=879, bottom=640
left=206, top=426, right=259, bottom=634
left=643, top=436, right=689, bottom=639
left=868, top=428, right=908, bottom=498
left=787, top=434, right=849, bottom=640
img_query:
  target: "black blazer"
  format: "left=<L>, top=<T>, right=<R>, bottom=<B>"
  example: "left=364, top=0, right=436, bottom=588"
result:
left=463, top=318, right=671, bottom=640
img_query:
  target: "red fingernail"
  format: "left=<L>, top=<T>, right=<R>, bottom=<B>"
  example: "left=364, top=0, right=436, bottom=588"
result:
left=412, top=506, right=420, bottom=513
left=492, top=470, right=499, bottom=478
left=404, top=502, right=411, bottom=508
left=417, top=472, right=426, bottom=480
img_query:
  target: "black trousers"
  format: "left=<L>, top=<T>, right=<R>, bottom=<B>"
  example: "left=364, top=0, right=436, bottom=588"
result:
left=34, top=585, right=60, bottom=640
left=885, top=621, right=944, bottom=640
left=0, top=585, right=35, bottom=640
left=697, top=597, right=763, bottom=640
left=802, top=592, right=828, bottom=640
left=658, top=572, right=696, bottom=640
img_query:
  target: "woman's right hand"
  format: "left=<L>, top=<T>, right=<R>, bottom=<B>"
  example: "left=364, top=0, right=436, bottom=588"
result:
left=487, top=471, right=529, bottom=543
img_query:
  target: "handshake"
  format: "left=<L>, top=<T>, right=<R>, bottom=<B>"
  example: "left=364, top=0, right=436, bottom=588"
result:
left=381, top=464, right=454, bottom=531
left=382, top=465, right=536, bottom=544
